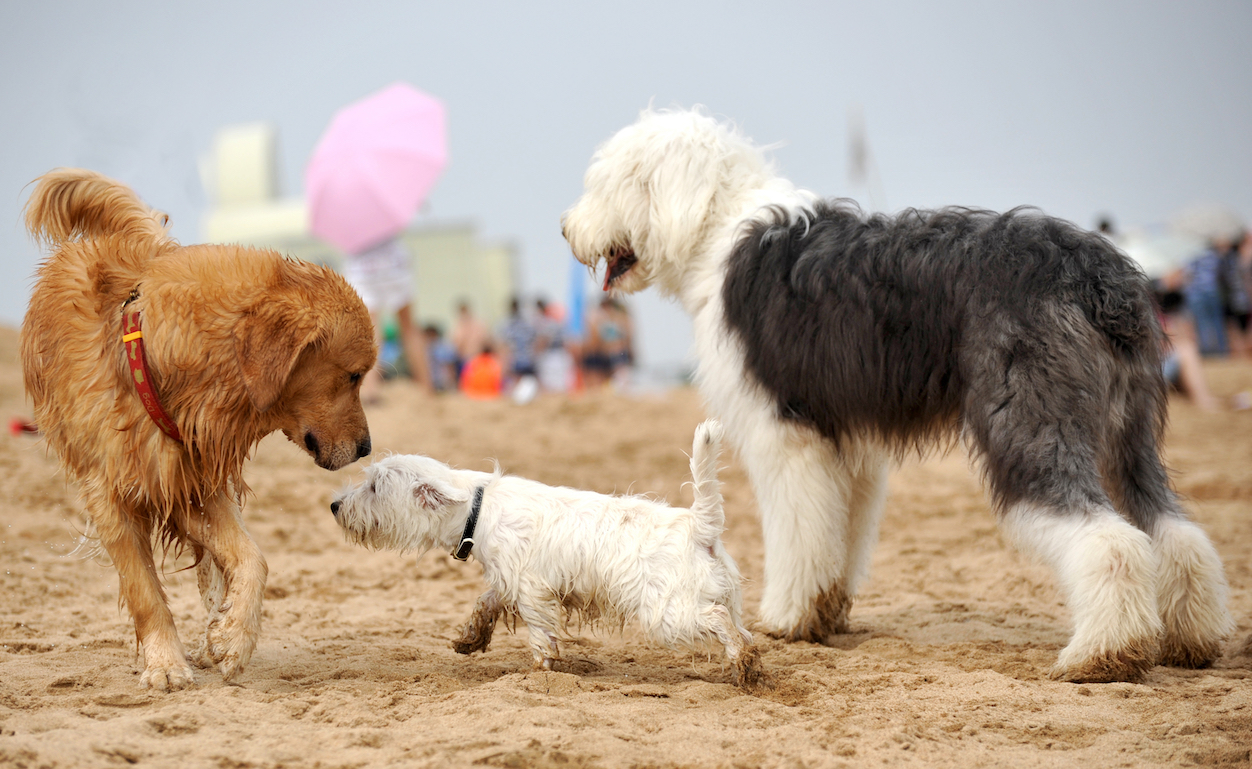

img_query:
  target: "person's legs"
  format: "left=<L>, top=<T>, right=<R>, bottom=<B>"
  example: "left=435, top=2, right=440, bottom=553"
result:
left=1165, top=316, right=1219, bottom=411
left=396, top=304, right=433, bottom=393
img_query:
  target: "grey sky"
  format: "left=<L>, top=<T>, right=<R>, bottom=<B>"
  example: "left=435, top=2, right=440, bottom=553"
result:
left=3, top=1, right=1250, bottom=371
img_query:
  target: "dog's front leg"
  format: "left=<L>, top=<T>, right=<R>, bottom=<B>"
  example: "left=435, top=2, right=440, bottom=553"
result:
left=453, top=590, right=503, bottom=654
left=743, top=429, right=865, bottom=643
left=89, top=493, right=195, bottom=691
left=515, top=594, right=562, bottom=669
left=177, top=491, right=267, bottom=682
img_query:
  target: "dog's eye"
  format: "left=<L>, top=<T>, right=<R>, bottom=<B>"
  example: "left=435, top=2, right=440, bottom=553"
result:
left=349, top=372, right=364, bottom=385
left=369, top=480, right=376, bottom=494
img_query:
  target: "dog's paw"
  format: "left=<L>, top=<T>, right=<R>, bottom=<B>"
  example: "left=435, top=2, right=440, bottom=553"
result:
left=139, top=661, right=195, bottom=692
left=730, top=645, right=772, bottom=690
left=1050, top=643, right=1156, bottom=684
left=187, top=641, right=217, bottom=669
left=452, top=618, right=496, bottom=655
left=1158, top=636, right=1221, bottom=669
left=204, top=608, right=259, bottom=681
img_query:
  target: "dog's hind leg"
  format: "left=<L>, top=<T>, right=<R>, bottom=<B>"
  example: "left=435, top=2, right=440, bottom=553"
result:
left=88, top=491, right=194, bottom=691
left=453, top=590, right=503, bottom=655
left=514, top=591, right=563, bottom=670
left=189, top=546, right=227, bottom=669
left=968, top=320, right=1162, bottom=682
left=176, top=490, right=267, bottom=682
left=1107, top=386, right=1232, bottom=667
left=703, top=604, right=766, bottom=688
left=1001, top=504, right=1161, bottom=682
left=742, top=423, right=859, bottom=642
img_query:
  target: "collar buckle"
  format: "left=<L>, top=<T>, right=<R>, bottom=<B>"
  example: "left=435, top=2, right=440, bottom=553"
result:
left=451, top=486, right=485, bottom=561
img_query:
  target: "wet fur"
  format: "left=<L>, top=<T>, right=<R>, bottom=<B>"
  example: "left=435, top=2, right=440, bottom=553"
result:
left=21, top=169, right=377, bottom=690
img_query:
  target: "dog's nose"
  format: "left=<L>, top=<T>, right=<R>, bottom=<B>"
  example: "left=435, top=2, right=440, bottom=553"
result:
left=356, top=436, right=371, bottom=459
left=330, top=500, right=341, bottom=517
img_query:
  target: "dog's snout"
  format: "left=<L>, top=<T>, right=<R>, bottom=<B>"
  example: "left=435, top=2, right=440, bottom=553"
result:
left=304, top=431, right=320, bottom=457
left=356, top=436, right=371, bottom=459
left=330, top=499, right=341, bottom=517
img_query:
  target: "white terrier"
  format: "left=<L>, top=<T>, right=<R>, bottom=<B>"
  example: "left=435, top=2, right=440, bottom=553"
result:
left=330, top=420, right=764, bottom=687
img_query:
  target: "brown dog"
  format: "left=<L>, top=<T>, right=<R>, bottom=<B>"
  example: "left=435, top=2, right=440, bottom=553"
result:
left=21, top=169, right=377, bottom=690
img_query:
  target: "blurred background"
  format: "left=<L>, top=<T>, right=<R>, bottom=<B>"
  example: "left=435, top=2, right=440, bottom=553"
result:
left=3, top=0, right=1251, bottom=389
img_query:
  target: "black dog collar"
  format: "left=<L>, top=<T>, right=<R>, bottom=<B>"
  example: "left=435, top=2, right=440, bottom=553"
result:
left=452, top=486, right=485, bottom=561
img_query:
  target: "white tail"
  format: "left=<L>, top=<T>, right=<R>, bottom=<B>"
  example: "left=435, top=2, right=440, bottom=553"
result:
left=688, top=419, right=725, bottom=547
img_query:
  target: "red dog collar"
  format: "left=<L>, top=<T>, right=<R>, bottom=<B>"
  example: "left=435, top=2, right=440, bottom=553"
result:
left=122, top=309, right=183, bottom=442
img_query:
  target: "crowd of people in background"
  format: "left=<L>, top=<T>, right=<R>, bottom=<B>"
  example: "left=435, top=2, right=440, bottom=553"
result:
left=372, top=293, right=635, bottom=402
left=1106, top=216, right=1252, bottom=412
left=359, top=218, right=1252, bottom=409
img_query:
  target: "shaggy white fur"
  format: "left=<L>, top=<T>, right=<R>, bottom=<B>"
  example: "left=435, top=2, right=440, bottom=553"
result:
left=561, top=108, right=1233, bottom=683
left=331, top=420, right=765, bottom=687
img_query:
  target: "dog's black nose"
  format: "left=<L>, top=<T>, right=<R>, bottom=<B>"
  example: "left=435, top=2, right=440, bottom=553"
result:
left=356, top=436, right=371, bottom=459
left=304, top=431, right=320, bottom=457
left=330, top=500, right=341, bottom=517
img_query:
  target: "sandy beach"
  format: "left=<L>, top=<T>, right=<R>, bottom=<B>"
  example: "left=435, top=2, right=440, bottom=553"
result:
left=1, top=324, right=1249, bottom=769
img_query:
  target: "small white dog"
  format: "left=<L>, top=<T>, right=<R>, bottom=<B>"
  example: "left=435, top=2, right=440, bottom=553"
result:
left=330, top=420, right=764, bottom=687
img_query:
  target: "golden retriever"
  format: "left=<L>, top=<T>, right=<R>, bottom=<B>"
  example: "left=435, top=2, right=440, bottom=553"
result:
left=21, top=169, right=377, bottom=690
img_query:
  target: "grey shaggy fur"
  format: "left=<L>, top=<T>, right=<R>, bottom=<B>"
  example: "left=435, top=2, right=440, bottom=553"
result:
left=722, top=201, right=1178, bottom=532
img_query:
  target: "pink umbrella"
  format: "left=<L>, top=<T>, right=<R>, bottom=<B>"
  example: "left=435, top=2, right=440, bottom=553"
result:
left=306, top=82, right=448, bottom=255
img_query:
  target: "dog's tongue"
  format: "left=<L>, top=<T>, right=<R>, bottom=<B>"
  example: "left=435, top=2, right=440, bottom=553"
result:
left=602, top=273, right=612, bottom=292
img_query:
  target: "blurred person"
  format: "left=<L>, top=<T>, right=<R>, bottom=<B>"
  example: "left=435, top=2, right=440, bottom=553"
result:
left=1157, top=268, right=1220, bottom=412
left=459, top=343, right=503, bottom=400
left=423, top=323, right=459, bottom=392
left=1184, top=239, right=1232, bottom=356
left=582, top=297, right=634, bottom=389
left=534, top=297, right=574, bottom=393
left=1223, top=232, right=1252, bottom=358
left=451, top=299, right=489, bottom=376
left=496, top=297, right=539, bottom=388
left=342, top=236, right=432, bottom=403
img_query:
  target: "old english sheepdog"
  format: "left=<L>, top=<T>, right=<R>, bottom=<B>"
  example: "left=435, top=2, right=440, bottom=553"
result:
left=330, top=420, right=765, bottom=687
left=561, top=108, right=1233, bottom=683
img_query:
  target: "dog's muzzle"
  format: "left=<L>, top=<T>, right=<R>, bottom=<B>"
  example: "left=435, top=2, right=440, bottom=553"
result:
left=603, top=247, right=638, bottom=290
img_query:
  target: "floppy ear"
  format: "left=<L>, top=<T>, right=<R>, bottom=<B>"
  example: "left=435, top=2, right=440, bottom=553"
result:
left=233, top=302, right=320, bottom=413
left=646, top=134, right=721, bottom=267
left=413, top=478, right=471, bottom=510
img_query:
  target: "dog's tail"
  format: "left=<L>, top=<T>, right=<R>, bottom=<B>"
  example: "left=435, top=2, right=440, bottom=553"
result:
left=24, top=168, right=171, bottom=249
left=688, top=419, right=726, bottom=548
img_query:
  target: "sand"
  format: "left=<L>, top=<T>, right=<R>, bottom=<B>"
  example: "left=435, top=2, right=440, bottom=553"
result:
left=0, top=324, right=1249, bottom=769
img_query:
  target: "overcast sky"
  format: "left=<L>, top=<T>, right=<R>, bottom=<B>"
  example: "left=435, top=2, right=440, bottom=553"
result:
left=3, top=1, right=1251, bottom=371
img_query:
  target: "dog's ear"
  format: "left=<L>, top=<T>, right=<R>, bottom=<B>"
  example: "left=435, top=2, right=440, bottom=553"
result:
left=233, top=301, right=320, bottom=413
left=413, top=479, right=471, bottom=510
left=645, top=133, right=722, bottom=267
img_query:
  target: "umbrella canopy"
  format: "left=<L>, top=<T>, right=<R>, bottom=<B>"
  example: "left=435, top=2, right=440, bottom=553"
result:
left=306, top=82, right=447, bottom=255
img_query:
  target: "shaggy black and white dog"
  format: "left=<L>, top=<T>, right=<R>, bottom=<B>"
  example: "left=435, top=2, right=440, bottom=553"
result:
left=561, top=109, right=1233, bottom=683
